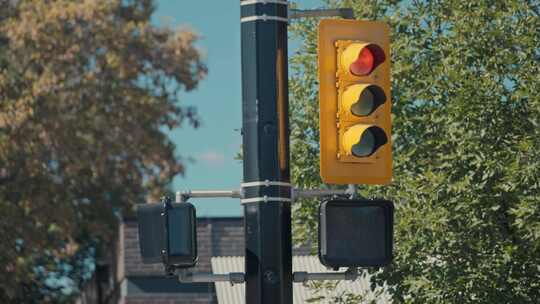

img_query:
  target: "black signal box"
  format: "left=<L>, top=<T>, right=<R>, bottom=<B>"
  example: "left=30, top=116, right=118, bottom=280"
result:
left=319, top=199, right=394, bottom=268
left=137, top=199, right=197, bottom=269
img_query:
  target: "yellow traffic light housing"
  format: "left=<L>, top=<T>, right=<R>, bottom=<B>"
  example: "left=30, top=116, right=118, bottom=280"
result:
left=318, top=19, right=391, bottom=184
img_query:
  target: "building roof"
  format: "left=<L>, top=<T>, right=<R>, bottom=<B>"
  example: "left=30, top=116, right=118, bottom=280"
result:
left=211, top=256, right=392, bottom=304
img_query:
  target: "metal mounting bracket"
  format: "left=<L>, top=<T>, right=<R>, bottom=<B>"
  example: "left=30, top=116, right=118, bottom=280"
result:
left=176, top=190, right=242, bottom=203
left=289, top=8, right=355, bottom=20
left=292, top=267, right=360, bottom=283
left=178, top=269, right=246, bottom=286
left=175, top=183, right=357, bottom=203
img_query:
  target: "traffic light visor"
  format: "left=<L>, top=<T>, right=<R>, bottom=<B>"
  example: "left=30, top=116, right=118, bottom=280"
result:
left=342, top=43, right=385, bottom=76
left=343, top=84, right=386, bottom=117
left=343, top=125, right=387, bottom=157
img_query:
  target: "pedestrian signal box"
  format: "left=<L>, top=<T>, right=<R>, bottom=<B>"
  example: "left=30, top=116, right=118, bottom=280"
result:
left=319, top=199, right=394, bottom=268
left=137, top=198, right=197, bottom=270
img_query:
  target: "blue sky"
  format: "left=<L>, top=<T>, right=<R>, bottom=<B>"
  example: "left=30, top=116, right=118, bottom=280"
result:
left=153, top=0, right=323, bottom=217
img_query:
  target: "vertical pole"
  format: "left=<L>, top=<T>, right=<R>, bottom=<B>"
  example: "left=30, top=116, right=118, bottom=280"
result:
left=240, top=1, right=292, bottom=304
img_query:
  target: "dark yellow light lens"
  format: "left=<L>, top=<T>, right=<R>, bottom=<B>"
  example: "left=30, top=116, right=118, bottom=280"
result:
left=351, top=128, right=376, bottom=157
left=347, top=85, right=387, bottom=117
left=343, top=125, right=388, bottom=158
left=351, top=88, right=375, bottom=116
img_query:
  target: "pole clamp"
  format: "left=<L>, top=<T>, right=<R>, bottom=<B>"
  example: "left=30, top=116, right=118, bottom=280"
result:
left=241, top=180, right=292, bottom=188
left=240, top=0, right=288, bottom=5
left=241, top=14, right=288, bottom=23
left=241, top=196, right=292, bottom=204
left=240, top=180, right=292, bottom=204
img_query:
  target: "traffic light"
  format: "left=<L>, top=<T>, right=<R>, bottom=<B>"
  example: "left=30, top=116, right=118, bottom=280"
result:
left=318, top=19, right=392, bottom=184
left=319, top=199, right=394, bottom=268
left=137, top=198, right=197, bottom=270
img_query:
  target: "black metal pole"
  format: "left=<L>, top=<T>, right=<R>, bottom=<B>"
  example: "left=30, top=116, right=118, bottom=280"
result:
left=240, top=1, right=292, bottom=303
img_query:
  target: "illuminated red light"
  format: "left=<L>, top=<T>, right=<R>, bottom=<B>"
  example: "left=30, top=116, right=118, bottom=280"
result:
left=349, top=47, right=375, bottom=76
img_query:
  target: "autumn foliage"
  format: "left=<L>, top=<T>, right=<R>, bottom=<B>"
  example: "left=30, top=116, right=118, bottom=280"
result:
left=0, top=0, right=206, bottom=301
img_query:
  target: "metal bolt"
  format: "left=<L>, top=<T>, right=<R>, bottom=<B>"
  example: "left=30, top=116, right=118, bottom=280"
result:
left=264, top=270, right=278, bottom=284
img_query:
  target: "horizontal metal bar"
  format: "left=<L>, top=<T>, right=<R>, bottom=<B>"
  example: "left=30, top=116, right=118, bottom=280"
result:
left=289, top=8, right=355, bottom=20
left=241, top=0, right=288, bottom=5
left=292, top=270, right=359, bottom=283
left=174, top=185, right=352, bottom=203
left=178, top=271, right=245, bottom=284
left=176, top=190, right=242, bottom=203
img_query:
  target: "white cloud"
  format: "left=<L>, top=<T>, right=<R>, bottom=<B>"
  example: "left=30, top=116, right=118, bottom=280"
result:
left=197, top=151, right=226, bottom=166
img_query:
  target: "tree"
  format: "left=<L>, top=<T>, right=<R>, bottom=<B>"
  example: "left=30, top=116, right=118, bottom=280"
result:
left=0, top=0, right=206, bottom=301
left=289, top=0, right=540, bottom=302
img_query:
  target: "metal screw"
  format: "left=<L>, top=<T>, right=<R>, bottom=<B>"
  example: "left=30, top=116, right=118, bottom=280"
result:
left=264, top=270, right=278, bottom=284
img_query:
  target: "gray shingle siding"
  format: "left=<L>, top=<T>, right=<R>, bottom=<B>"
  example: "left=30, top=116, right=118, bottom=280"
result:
left=121, top=216, right=312, bottom=303
left=122, top=217, right=244, bottom=304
